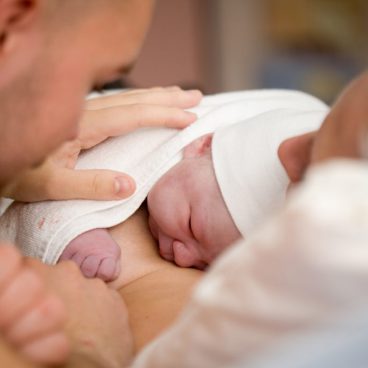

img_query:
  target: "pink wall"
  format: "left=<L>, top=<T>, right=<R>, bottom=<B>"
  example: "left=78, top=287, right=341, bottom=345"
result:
left=129, top=0, right=206, bottom=90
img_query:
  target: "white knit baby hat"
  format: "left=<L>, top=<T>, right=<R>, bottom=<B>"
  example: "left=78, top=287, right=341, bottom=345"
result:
left=212, top=107, right=328, bottom=238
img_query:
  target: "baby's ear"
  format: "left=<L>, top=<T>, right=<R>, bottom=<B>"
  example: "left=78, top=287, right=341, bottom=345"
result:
left=184, top=134, right=213, bottom=158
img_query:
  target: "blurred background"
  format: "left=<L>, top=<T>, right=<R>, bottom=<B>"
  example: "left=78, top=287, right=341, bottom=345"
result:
left=123, top=0, right=368, bottom=104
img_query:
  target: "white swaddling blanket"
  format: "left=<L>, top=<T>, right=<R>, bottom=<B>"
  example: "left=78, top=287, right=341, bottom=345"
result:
left=0, top=90, right=327, bottom=264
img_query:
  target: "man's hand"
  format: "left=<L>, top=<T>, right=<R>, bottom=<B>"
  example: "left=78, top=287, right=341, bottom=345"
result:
left=3, top=87, right=202, bottom=202
left=27, top=259, right=133, bottom=368
left=0, top=246, right=69, bottom=366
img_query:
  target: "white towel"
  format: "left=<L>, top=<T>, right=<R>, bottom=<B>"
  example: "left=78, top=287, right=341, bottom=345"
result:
left=0, top=90, right=328, bottom=264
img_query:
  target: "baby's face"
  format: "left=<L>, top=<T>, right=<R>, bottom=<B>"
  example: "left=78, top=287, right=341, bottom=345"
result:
left=147, top=135, right=241, bottom=270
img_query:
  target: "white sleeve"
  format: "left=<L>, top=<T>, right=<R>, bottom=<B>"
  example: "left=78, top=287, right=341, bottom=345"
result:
left=133, top=159, right=368, bottom=368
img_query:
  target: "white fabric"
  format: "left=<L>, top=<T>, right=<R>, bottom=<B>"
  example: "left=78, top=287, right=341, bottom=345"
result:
left=0, top=89, right=326, bottom=264
left=236, top=308, right=368, bottom=368
left=133, top=159, right=368, bottom=367
left=0, top=198, right=12, bottom=217
left=212, top=108, right=326, bottom=237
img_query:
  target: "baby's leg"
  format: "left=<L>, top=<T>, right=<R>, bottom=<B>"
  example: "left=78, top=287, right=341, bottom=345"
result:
left=0, top=245, right=69, bottom=365
left=59, top=228, right=121, bottom=282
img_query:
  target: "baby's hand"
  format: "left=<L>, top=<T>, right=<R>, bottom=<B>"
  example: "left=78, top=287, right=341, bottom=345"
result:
left=59, top=229, right=121, bottom=282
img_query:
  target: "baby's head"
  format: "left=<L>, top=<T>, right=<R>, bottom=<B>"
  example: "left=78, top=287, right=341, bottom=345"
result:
left=147, top=134, right=241, bottom=270
left=148, top=108, right=322, bottom=270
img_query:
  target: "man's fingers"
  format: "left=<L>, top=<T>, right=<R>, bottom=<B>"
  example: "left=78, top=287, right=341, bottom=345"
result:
left=120, top=89, right=202, bottom=109
left=7, top=293, right=66, bottom=345
left=81, top=104, right=198, bottom=149
left=101, top=104, right=198, bottom=130
left=5, top=168, right=136, bottom=202
left=0, top=246, right=22, bottom=292
left=43, top=169, right=136, bottom=201
left=86, top=88, right=202, bottom=110
left=20, top=332, right=70, bottom=366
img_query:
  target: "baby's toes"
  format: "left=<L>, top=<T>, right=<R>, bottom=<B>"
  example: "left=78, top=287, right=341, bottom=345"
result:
left=80, top=254, right=120, bottom=281
left=80, top=255, right=102, bottom=279
left=59, top=228, right=122, bottom=281
left=97, top=257, right=121, bottom=282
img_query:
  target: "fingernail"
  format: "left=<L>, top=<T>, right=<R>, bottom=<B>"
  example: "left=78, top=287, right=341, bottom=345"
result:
left=114, top=176, right=134, bottom=196
left=186, top=89, right=201, bottom=95
left=185, top=111, right=198, bottom=122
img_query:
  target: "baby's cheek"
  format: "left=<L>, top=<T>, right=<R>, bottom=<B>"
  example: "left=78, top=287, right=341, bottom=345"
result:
left=218, top=209, right=242, bottom=247
left=148, top=215, right=159, bottom=239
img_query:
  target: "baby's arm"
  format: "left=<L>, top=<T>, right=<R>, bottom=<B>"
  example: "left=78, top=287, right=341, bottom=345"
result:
left=59, top=229, right=121, bottom=282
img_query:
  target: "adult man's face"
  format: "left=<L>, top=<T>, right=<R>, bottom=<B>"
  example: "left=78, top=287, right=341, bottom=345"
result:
left=278, top=72, right=368, bottom=183
left=0, top=0, right=154, bottom=189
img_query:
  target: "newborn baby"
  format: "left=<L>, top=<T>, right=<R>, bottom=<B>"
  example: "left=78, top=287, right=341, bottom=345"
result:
left=60, top=134, right=240, bottom=279
left=147, top=134, right=240, bottom=270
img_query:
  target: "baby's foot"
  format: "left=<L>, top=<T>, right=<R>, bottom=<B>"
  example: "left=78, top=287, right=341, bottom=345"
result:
left=59, top=228, right=121, bottom=282
left=0, top=245, right=69, bottom=365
